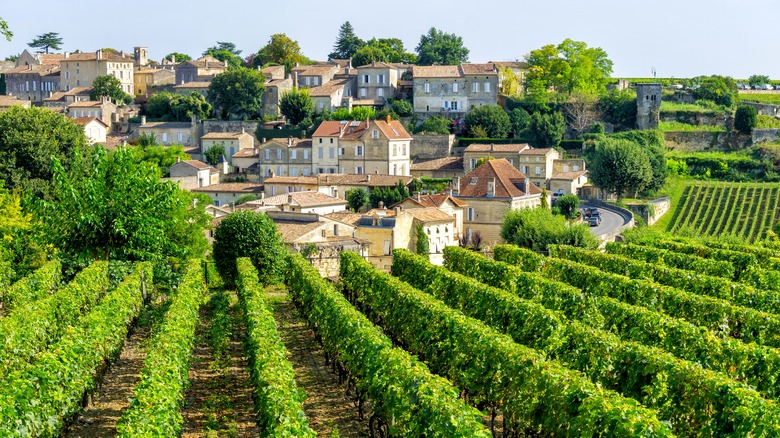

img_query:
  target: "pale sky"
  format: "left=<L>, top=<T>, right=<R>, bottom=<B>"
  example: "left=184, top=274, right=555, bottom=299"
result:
left=2, top=0, right=778, bottom=79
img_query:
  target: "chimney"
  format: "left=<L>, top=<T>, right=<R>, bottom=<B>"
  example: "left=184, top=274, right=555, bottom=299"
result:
left=170, top=54, right=176, bottom=63
left=379, top=200, right=384, bottom=209
left=446, top=187, right=453, bottom=197
left=366, top=174, right=371, bottom=182
left=394, top=206, right=402, bottom=216
left=487, top=178, right=495, bottom=197
left=452, top=177, right=460, bottom=196
left=176, top=156, right=181, bottom=163
left=28, top=64, right=32, bottom=71
left=261, top=137, right=266, bottom=143
left=523, top=178, right=530, bottom=196
left=413, top=191, right=420, bottom=201
left=345, top=66, right=351, bottom=75
left=96, top=50, right=102, bottom=60
left=287, top=136, right=293, bottom=147
left=64, top=51, right=70, bottom=59
left=241, top=127, right=245, bottom=134
left=287, top=193, right=293, bottom=205
left=386, top=114, right=391, bottom=124
left=260, top=191, right=265, bottom=200
left=141, top=115, right=147, bottom=126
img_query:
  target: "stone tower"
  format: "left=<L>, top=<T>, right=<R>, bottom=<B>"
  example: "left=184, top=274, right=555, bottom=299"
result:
left=635, top=83, right=662, bottom=129
left=134, top=47, right=149, bottom=67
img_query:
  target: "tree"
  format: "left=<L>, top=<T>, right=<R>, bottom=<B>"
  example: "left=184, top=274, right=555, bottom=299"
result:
left=599, top=89, right=637, bottom=130
left=28, top=32, right=62, bottom=54
left=588, top=138, right=653, bottom=201
left=609, top=130, right=667, bottom=192
left=415, top=116, right=451, bottom=134
left=524, top=39, right=613, bottom=97
left=164, top=52, right=191, bottom=62
left=508, top=107, right=530, bottom=138
left=206, top=41, right=242, bottom=56
left=692, top=75, right=739, bottom=108
left=564, top=93, right=600, bottom=136
left=748, top=75, right=770, bottom=88
left=500, top=207, right=597, bottom=251
left=0, top=184, right=45, bottom=283
left=90, top=75, right=132, bottom=105
left=204, top=144, right=225, bottom=166
left=208, top=67, right=265, bottom=120
left=1, top=17, right=11, bottom=41
left=352, top=38, right=416, bottom=66
left=236, top=194, right=259, bottom=205
left=464, top=105, right=511, bottom=138
left=0, top=106, right=90, bottom=200
left=280, top=88, right=314, bottom=125
left=556, top=194, right=580, bottom=219
left=253, top=34, right=310, bottom=72
left=500, top=67, right=521, bottom=96
left=528, top=111, right=565, bottom=147
left=38, top=147, right=210, bottom=269
left=391, top=99, right=414, bottom=117
left=203, top=49, right=244, bottom=70
left=145, top=91, right=212, bottom=122
left=735, top=105, right=757, bottom=134
left=416, top=223, right=429, bottom=256
left=346, top=188, right=369, bottom=212
left=329, top=22, right=365, bottom=60
left=132, top=143, right=190, bottom=177
left=213, top=210, right=288, bottom=287
left=415, top=28, right=469, bottom=66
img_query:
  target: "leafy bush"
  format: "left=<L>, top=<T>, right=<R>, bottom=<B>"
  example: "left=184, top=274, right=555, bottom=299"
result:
left=213, top=210, right=288, bottom=287
left=555, top=194, right=580, bottom=219
left=415, top=116, right=451, bottom=134
left=735, top=105, right=758, bottom=134
left=391, top=99, right=413, bottom=117
left=500, top=207, right=597, bottom=251
left=464, top=105, right=511, bottom=138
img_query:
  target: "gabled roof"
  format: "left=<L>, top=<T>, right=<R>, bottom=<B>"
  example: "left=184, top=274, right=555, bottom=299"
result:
left=201, top=131, right=251, bottom=139
left=411, top=156, right=464, bottom=172
left=309, top=78, right=351, bottom=97
left=459, top=63, right=498, bottom=75
left=73, top=117, right=108, bottom=127
left=312, top=119, right=411, bottom=140
left=36, top=53, right=65, bottom=64
left=172, top=160, right=219, bottom=172
left=458, top=158, right=541, bottom=198
left=406, top=207, right=455, bottom=223
left=549, top=170, right=589, bottom=181
left=259, top=191, right=347, bottom=208
left=464, top=143, right=530, bottom=153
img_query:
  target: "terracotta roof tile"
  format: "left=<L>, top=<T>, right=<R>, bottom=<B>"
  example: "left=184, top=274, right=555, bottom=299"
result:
left=519, top=148, right=555, bottom=155
left=324, top=211, right=364, bottom=226
left=412, top=65, right=461, bottom=78
left=406, top=207, right=455, bottom=223
left=72, top=117, right=108, bottom=127
left=139, top=121, right=191, bottom=129
left=411, top=156, right=463, bottom=171
left=460, top=63, right=498, bottom=75
left=464, top=143, right=529, bottom=153
left=62, top=51, right=134, bottom=62
left=399, top=193, right=468, bottom=208
left=192, top=183, right=263, bottom=193
left=263, top=176, right=318, bottom=185
left=7, top=64, right=60, bottom=75
left=68, top=100, right=104, bottom=108
left=0, top=95, right=30, bottom=106
left=260, top=191, right=347, bottom=207
left=177, top=55, right=226, bottom=69
left=232, top=148, right=259, bottom=158
left=262, top=138, right=312, bottom=148
left=201, top=131, right=251, bottom=139
left=458, top=158, right=541, bottom=198
left=309, top=78, right=351, bottom=97
left=550, top=170, right=588, bottom=180
left=316, top=174, right=413, bottom=187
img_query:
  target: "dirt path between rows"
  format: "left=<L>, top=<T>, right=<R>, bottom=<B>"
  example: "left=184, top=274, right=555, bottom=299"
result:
left=268, top=289, right=369, bottom=437
left=180, top=291, right=258, bottom=438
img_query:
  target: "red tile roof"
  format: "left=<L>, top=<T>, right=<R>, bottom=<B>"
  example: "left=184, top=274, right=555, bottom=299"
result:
left=458, top=159, right=541, bottom=198
left=464, top=143, right=529, bottom=153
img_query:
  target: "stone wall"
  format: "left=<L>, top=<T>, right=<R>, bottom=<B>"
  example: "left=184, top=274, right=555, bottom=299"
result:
left=741, top=101, right=779, bottom=117
left=411, top=134, right=455, bottom=160
left=753, top=129, right=780, bottom=144
left=660, top=112, right=728, bottom=126
left=627, top=197, right=671, bottom=226
left=664, top=131, right=750, bottom=151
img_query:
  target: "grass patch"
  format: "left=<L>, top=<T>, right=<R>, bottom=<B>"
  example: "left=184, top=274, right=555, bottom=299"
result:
left=650, top=175, right=695, bottom=232
left=660, top=101, right=725, bottom=115
left=739, top=93, right=780, bottom=105
left=659, top=121, right=726, bottom=132
left=757, top=115, right=780, bottom=129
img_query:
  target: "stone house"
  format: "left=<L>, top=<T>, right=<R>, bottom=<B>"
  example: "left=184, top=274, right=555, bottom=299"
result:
left=549, top=159, right=588, bottom=195
left=463, top=143, right=530, bottom=172
left=169, top=159, right=220, bottom=189
left=310, top=78, right=353, bottom=113
left=200, top=130, right=254, bottom=164
left=175, top=55, right=227, bottom=85
left=261, top=65, right=293, bottom=117
left=67, top=99, right=117, bottom=124
left=173, top=81, right=211, bottom=98
left=137, top=116, right=202, bottom=146
left=393, top=191, right=467, bottom=241
left=291, top=64, right=339, bottom=88
left=73, top=117, right=108, bottom=144
left=406, top=207, right=458, bottom=265
left=60, top=50, right=135, bottom=94
left=491, top=61, right=528, bottom=94
left=463, top=143, right=561, bottom=188
left=410, top=156, right=464, bottom=179
left=191, top=182, right=264, bottom=207
left=455, top=158, right=542, bottom=244
left=43, top=87, right=91, bottom=109
left=0, top=95, right=32, bottom=111
left=355, top=61, right=401, bottom=105
left=257, top=137, right=313, bottom=179
left=312, top=119, right=412, bottom=176
left=4, top=63, right=60, bottom=102
left=231, top=147, right=260, bottom=175
left=133, top=67, right=175, bottom=96
left=412, top=63, right=498, bottom=116
left=15, top=50, right=64, bottom=68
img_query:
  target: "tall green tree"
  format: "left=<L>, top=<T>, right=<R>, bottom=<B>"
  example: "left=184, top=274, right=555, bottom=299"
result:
left=206, top=41, right=242, bottom=56
left=89, top=75, right=132, bottom=105
left=464, top=105, right=511, bottom=138
left=352, top=38, right=416, bottom=66
left=346, top=188, right=369, bottom=212
left=145, top=91, right=212, bottom=121
left=748, top=75, right=770, bottom=88
left=528, top=111, right=565, bottom=147
left=203, top=48, right=244, bottom=69
left=208, top=67, right=266, bottom=120
left=38, top=147, right=210, bottom=267
left=524, top=39, right=613, bottom=96
left=734, top=105, right=758, bottom=134
left=329, top=21, right=365, bottom=60
left=164, top=52, right=191, bottom=62
left=204, top=144, right=225, bottom=166
left=416, top=223, right=430, bottom=256
left=1, top=17, right=11, bottom=41
left=280, top=88, right=314, bottom=125
left=0, top=106, right=89, bottom=200
left=253, top=34, right=310, bottom=72
left=692, top=75, right=739, bottom=108
left=588, top=138, right=653, bottom=201
left=415, top=28, right=469, bottom=66
left=28, top=32, right=62, bottom=54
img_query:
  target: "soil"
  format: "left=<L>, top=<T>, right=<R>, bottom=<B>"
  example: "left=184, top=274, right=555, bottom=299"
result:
left=180, top=292, right=258, bottom=438
left=268, top=289, right=370, bottom=437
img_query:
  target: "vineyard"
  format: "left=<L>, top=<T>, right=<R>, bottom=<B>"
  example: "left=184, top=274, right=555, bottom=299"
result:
left=668, top=181, right=780, bottom=241
left=4, top=234, right=780, bottom=436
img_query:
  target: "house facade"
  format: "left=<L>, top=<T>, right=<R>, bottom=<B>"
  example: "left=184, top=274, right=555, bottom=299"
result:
left=169, top=159, right=220, bottom=189
left=60, top=51, right=135, bottom=94
left=200, top=130, right=254, bottom=164
left=66, top=99, right=117, bottom=124
left=4, top=64, right=60, bottom=102
left=134, top=68, right=175, bottom=96
left=410, top=156, right=465, bottom=179
left=137, top=116, right=202, bottom=146
left=73, top=117, right=108, bottom=144
left=411, top=63, right=498, bottom=116
left=455, top=158, right=542, bottom=244
left=175, top=55, right=227, bottom=85
left=355, top=62, right=400, bottom=105
left=463, top=143, right=567, bottom=189
left=257, top=137, right=313, bottom=179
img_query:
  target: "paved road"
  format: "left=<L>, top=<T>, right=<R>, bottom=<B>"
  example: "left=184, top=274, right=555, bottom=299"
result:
left=581, top=203, right=629, bottom=237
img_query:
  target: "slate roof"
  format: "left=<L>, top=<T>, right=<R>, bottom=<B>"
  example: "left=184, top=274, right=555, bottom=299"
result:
left=458, top=159, right=541, bottom=198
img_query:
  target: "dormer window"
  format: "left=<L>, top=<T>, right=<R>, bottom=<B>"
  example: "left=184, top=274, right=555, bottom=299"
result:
left=469, top=177, right=478, bottom=185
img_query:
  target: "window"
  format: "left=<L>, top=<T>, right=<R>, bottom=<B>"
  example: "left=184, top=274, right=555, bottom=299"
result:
left=377, top=88, right=383, bottom=97
left=563, top=165, right=569, bottom=172
left=265, top=149, right=270, bottom=160
left=371, top=130, right=379, bottom=139
left=319, top=138, right=323, bottom=143
left=329, top=138, right=333, bottom=143
left=313, top=77, right=319, bottom=85
left=377, top=74, right=385, bottom=84
left=360, top=88, right=366, bottom=97
left=484, top=82, right=491, bottom=92
left=424, top=83, right=430, bottom=93
left=453, top=82, right=459, bottom=93
left=277, top=149, right=282, bottom=160
left=318, top=102, right=324, bottom=109
left=303, top=168, right=310, bottom=176
left=363, top=74, right=370, bottom=84
left=472, top=82, right=478, bottom=92
left=304, top=77, right=310, bottom=86
left=355, top=145, right=364, bottom=156
left=329, top=148, right=335, bottom=158
left=402, top=144, right=407, bottom=156
left=451, top=101, right=458, bottom=110
left=573, top=165, right=579, bottom=171
left=162, top=133, right=168, bottom=142
left=392, top=144, right=397, bottom=156
left=277, top=165, right=283, bottom=175
left=470, top=159, right=477, bottom=170
left=383, top=240, right=391, bottom=255
left=318, top=147, right=324, bottom=158
left=291, top=150, right=297, bottom=159
left=535, top=166, right=541, bottom=175
left=355, top=166, right=364, bottom=174
left=291, top=168, right=297, bottom=176
left=339, top=148, right=344, bottom=156
left=65, top=71, right=70, bottom=79
left=523, top=165, right=529, bottom=174
left=178, top=132, right=183, bottom=142
left=304, top=149, right=309, bottom=159
left=467, top=208, right=475, bottom=221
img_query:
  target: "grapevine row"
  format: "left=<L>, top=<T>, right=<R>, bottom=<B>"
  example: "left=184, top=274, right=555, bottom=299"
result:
left=0, top=260, right=61, bottom=312
left=0, top=262, right=151, bottom=436
left=606, top=242, right=735, bottom=278
left=443, top=246, right=780, bottom=401
left=340, top=251, right=673, bottom=436
left=116, top=259, right=205, bottom=437
left=286, top=253, right=490, bottom=437
left=495, top=244, right=780, bottom=349
left=235, top=258, right=315, bottom=437
left=0, top=261, right=108, bottom=381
